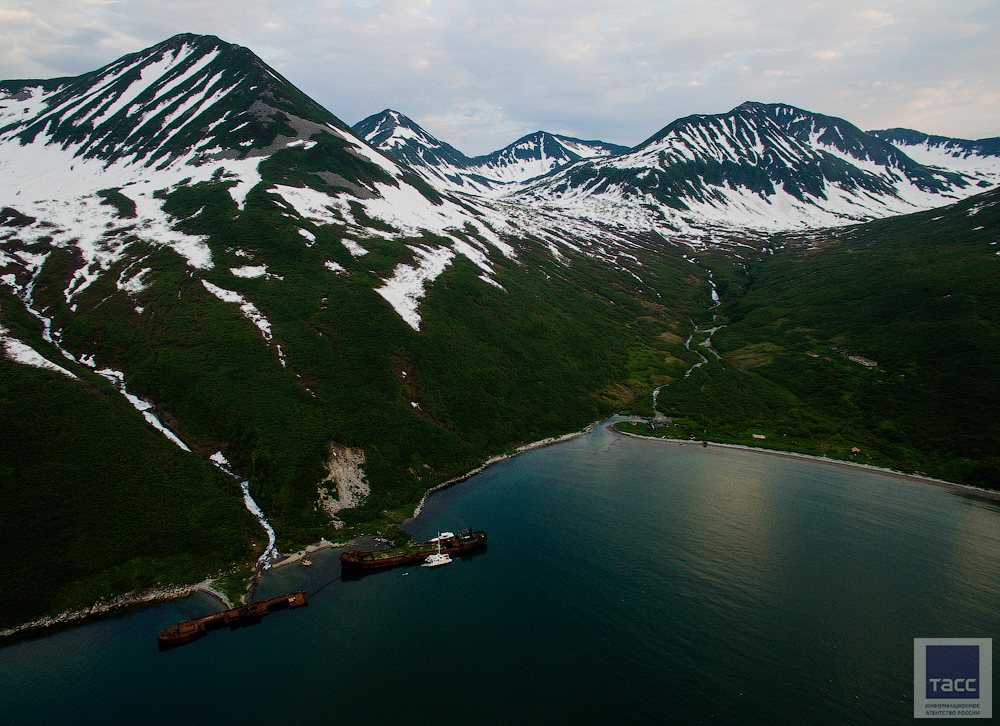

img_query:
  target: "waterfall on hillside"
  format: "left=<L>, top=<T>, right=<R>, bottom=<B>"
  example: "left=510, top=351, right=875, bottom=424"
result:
left=90, top=363, right=277, bottom=568
left=210, top=452, right=278, bottom=568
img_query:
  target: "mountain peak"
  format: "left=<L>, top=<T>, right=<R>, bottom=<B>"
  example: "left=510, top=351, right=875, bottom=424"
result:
left=152, top=32, right=230, bottom=50
left=384, top=109, right=416, bottom=126
left=354, top=109, right=441, bottom=148
left=355, top=112, right=630, bottom=193
left=353, top=109, right=474, bottom=181
left=0, top=32, right=360, bottom=172
left=517, top=100, right=985, bottom=234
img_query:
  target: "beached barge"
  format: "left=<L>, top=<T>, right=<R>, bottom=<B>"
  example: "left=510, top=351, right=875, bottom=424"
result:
left=341, top=529, right=487, bottom=571
left=158, top=591, right=307, bottom=648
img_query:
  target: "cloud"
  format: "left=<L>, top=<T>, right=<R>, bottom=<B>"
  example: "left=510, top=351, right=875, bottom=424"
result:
left=0, top=0, right=997, bottom=153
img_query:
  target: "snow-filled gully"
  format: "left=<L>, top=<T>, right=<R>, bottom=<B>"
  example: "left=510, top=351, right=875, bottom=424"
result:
left=93, top=367, right=192, bottom=451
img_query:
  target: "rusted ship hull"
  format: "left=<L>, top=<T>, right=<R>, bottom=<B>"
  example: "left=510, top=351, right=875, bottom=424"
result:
left=340, top=531, right=487, bottom=571
left=158, top=591, right=307, bottom=648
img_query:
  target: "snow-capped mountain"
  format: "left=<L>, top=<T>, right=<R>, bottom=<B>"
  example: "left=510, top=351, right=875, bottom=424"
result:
left=867, top=128, right=1000, bottom=188
left=352, top=109, right=505, bottom=194
left=0, top=34, right=526, bottom=337
left=516, top=102, right=989, bottom=236
left=0, top=33, right=352, bottom=177
left=469, top=130, right=628, bottom=185
left=353, top=109, right=627, bottom=194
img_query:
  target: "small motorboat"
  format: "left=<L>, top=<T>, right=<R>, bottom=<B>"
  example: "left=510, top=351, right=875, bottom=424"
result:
left=421, top=536, right=453, bottom=567
left=422, top=552, right=452, bottom=567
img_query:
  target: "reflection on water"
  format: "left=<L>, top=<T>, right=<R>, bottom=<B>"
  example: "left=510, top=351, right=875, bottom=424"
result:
left=2, top=422, right=999, bottom=726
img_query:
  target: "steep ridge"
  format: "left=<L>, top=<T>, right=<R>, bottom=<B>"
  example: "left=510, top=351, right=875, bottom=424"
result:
left=351, top=109, right=497, bottom=193
left=867, top=128, right=1000, bottom=188
left=1, top=34, right=710, bottom=628
left=354, top=109, right=627, bottom=193
left=517, top=102, right=987, bottom=235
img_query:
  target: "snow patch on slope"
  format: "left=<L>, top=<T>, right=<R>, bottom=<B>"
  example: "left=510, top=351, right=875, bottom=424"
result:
left=230, top=265, right=267, bottom=278
left=0, top=324, right=77, bottom=378
left=200, top=280, right=273, bottom=341
left=0, top=143, right=215, bottom=275
left=118, top=266, right=153, bottom=294
left=375, top=245, right=455, bottom=330
left=886, top=141, right=1000, bottom=187
left=95, top=367, right=191, bottom=451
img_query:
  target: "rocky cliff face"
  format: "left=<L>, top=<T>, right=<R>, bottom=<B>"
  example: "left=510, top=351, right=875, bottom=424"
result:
left=317, top=443, right=370, bottom=525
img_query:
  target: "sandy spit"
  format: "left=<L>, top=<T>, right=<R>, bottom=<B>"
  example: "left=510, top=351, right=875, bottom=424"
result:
left=269, top=538, right=344, bottom=569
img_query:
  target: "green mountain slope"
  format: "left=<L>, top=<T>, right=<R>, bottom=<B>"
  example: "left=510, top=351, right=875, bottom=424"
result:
left=1, top=177, right=709, bottom=629
left=648, top=188, right=1000, bottom=485
left=0, top=312, right=257, bottom=629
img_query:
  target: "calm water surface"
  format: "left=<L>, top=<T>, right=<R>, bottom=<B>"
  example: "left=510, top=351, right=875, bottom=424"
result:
left=2, top=421, right=998, bottom=724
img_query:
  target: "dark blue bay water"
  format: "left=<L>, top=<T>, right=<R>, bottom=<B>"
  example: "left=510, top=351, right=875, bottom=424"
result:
left=2, top=421, right=998, bottom=725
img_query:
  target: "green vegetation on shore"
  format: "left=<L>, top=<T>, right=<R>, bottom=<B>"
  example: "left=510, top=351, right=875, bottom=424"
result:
left=0, top=355, right=256, bottom=630
left=646, top=188, right=1000, bottom=487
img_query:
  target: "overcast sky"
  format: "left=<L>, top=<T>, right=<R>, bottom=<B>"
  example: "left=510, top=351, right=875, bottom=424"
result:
left=1, top=0, right=997, bottom=155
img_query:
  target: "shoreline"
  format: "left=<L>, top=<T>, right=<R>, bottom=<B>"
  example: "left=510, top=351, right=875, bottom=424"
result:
left=0, top=579, right=230, bottom=643
left=410, top=420, right=600, bottom=519
left=269, top=538, right=338, bottom=569
left=1, top=422, right=603, bottom=643
left=612, top=425, right=1000, bottom=502
left=14, top=415, right=987, bottom=642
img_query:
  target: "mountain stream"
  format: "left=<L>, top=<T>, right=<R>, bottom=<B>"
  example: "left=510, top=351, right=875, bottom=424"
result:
left=652, top=269, right=725, bottom=416
left=93, top=365, right=277, bottom=568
